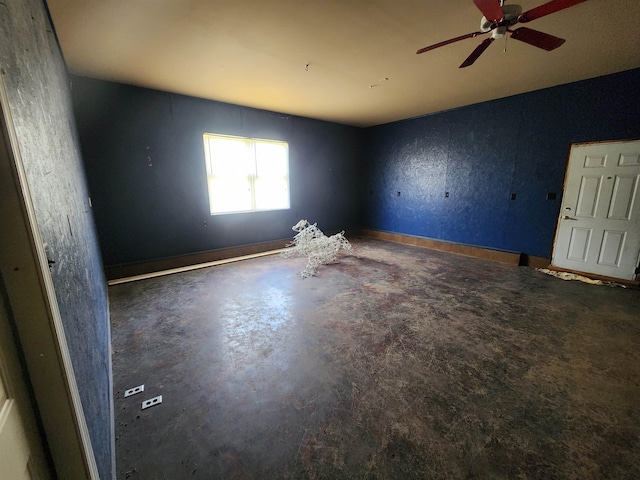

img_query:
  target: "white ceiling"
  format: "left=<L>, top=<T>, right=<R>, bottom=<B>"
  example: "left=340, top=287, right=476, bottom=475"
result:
left=47, top=0, right=640, bottom=127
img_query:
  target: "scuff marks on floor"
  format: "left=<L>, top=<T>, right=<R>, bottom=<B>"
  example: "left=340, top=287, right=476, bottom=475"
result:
left=110, top=239, right=640, bottom=479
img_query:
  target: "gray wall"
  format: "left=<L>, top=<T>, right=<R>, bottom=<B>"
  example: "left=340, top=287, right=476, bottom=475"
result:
left=0, top=1, right=114, bottom=478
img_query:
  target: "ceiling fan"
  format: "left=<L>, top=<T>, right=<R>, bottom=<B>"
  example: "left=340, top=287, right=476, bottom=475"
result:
left=416, top=0, right=588, bottom=68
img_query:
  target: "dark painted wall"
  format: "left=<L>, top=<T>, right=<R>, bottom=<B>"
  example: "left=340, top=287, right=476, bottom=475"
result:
left=364, top=68, right=640, bottom=259
left=0, top=1, right=113, bottom=478
left=71, top=77, right=364, bottom=267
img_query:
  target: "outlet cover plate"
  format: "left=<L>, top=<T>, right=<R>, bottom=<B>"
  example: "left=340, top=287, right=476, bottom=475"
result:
left=124, top=384, right=145, bottom=398
left=142, top=395, right=162, bottom=410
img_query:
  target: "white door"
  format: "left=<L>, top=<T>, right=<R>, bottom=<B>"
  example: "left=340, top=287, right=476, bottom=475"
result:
left=0, top=292, right=51, bottom=480
left=552, top=140, right=640, bottom=280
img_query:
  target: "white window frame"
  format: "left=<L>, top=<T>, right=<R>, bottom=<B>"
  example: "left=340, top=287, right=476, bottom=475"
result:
left=203, top=133, right=290, bottom=215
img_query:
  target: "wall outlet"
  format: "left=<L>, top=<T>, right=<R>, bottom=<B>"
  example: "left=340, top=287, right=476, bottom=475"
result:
left=142, top=395, right=162, bottom=410
left=124, top=384, right=144, bottom=398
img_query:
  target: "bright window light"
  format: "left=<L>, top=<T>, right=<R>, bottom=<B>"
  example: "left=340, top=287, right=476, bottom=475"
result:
left=203, top=133, right=290, bottom=215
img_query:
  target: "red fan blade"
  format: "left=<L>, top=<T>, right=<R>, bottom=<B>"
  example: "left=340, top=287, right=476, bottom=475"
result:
left=518, top=0, right=588, bottom=23
left=473, top=0, right=504, bottom=22
left=460, top=37, right=495, bottom=68
left=416, top=31, right=486, bottom=54
left=510, top=27, right=566, bottom=51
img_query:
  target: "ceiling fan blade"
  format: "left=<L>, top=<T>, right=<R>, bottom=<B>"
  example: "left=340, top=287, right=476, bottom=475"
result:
left=518, top=0, right=588, bottom=23
left=416, top=31, right=485, bottom=54
left=473, top=0, right=504, bottom=22
left=460, top=37, right=495, bottom=68
left=510, top=27, right=566, bottom=51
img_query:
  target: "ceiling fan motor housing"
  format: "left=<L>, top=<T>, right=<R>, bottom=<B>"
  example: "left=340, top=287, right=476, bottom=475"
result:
left=480, top=3, right=523, bottom=32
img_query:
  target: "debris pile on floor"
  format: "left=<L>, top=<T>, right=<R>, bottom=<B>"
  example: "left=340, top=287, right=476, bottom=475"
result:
left=282, top=220, right=352, bottom=277
left=536, top=268, right=628, bottom=288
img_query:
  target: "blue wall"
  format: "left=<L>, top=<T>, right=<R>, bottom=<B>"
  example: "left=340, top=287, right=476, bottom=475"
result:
left=364, top=68, right=640, bottom=259
left=74, top=69, right=640, bottom=266
left=72, top=77, right=364, bottom=267
left=1, top=0, right=113, bottom=477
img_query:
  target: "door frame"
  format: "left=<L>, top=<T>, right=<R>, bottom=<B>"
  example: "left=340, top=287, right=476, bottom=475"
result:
left=0, top=73, right=100, bottom=478
left=0, top=276, right=52, bottom=479
left=551, top=139, right=640, bottom=282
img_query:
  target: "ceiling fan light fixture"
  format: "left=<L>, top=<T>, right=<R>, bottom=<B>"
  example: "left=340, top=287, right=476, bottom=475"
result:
left=492, top=26, right=507, bottom=39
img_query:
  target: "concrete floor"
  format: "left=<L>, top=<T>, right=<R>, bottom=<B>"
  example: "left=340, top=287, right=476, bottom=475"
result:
left=110, top=238, right=640, bottom=479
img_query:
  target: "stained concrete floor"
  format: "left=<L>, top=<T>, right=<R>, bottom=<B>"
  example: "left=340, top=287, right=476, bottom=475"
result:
left=110, top=238, right=640, bottom=479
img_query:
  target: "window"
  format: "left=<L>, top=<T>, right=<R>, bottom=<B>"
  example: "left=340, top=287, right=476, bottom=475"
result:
left=203, top=133, right=290, bottom=215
